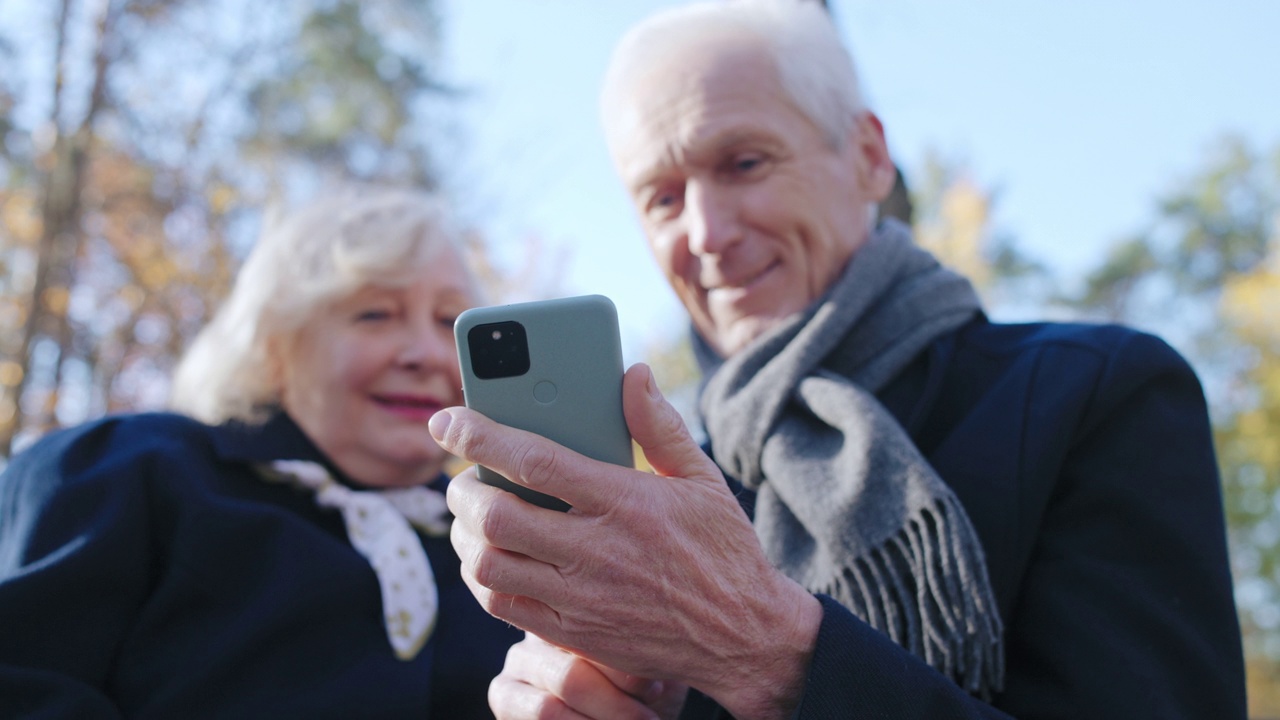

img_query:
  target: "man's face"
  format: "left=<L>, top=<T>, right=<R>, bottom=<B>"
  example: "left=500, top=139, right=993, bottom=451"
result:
left=610, top=36, right=893, bottom=357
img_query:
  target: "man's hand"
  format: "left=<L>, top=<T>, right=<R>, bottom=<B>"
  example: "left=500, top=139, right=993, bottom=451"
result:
left=430, top=363, right=822, bottom=720
left=489, top=634, right=687, bottom=720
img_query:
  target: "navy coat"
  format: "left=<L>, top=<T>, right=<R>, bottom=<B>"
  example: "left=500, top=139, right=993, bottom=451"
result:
left=0, top=411, right=523, bottom=719
left=688, top=317, right=1246, bottom=719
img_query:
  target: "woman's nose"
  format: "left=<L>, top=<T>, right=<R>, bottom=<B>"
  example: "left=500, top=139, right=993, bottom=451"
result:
left=397, top=326, right=454, bottom=369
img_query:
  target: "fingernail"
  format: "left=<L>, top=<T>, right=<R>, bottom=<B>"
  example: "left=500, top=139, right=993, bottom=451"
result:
left=645, top=365, right=661, bottom=399
left=428, top=409, right=452, bottom=441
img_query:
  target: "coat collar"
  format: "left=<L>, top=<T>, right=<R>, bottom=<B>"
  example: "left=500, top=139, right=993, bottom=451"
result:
left=206, top=410, right=325, bottom=466
left=204, top=410, right=450, bottom=492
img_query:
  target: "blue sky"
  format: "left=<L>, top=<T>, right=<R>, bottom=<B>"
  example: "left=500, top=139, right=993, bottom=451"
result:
left=437, top=0, right=1280, bottom=362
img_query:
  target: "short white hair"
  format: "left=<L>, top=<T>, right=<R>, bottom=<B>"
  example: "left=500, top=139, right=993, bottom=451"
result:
left=601, top=0, right=866, bottom=151
left=170, top=187, right=475, bottom=425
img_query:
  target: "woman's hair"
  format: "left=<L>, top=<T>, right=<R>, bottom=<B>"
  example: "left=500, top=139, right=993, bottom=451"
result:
left=170, top=187, right=475, bottom=424
left=600, top=0, right=866, bottom=152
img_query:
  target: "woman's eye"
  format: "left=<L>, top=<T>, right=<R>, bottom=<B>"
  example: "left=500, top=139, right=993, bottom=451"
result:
left=355, top=309, right=393, bottom=322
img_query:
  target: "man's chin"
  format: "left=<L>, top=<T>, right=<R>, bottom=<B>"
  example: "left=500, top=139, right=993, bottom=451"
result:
left=708, top=315, right=787, bottom=358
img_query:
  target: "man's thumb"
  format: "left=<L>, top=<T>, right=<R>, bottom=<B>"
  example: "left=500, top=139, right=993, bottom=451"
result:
left=623, top=363, right=718, bottom=479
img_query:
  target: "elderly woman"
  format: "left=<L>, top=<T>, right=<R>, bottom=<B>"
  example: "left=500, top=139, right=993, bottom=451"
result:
left=0, top=189, right=522, bottom=718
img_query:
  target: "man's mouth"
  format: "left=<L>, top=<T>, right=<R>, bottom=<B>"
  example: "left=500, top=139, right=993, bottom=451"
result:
left=706, top=260, right=780, bottom=296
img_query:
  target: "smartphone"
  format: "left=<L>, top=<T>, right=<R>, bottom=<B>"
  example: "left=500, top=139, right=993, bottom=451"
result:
left=454, top=294, right=633, bottom=511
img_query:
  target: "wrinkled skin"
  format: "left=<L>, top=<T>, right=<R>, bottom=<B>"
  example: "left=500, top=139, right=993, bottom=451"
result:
left=488, top=634, right=688, bottom=720
left=431, top=364, right=822, bottom=720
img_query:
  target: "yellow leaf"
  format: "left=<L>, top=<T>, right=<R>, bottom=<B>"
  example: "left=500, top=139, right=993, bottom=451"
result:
left=0, top=362, right=22, bottom=387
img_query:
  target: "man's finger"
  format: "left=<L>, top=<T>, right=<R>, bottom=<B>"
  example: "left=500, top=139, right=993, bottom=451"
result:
left=489, top=674, right=592, bottom=720
left=584, top=659, right=667, bottom=705
left=623, top=363, right=720, bottom=480
left=431, top=406, right=622, bottom=515
left=503, top=636, right=662, bottom=720
left=445, top=482, right=591, bottom=643
left=446, top=467, right=577, bottom=567
left=449, top=538, right=564, bottom=634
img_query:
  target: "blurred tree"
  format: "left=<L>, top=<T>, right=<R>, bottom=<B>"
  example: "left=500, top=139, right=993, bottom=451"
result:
left=1219, top=216, right=1280, bottom=718
left=1066, top=135, right=1280, bottom=716
left=0, top=0, right=450, bottom=457
left=910, top=151, right=1048, bottom=311
left=1066, top=136, right=1275, bottom=354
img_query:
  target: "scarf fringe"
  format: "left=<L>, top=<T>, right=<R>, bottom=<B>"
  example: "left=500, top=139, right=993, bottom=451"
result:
left=820, top=495, right=1005, bottom=699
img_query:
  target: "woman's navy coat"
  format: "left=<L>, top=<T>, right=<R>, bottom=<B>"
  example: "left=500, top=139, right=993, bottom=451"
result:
left=0, top=412, right=522, bottom=718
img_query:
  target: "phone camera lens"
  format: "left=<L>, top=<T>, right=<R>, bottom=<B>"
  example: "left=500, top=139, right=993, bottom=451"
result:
left=469, top=321, right=531, bottom=379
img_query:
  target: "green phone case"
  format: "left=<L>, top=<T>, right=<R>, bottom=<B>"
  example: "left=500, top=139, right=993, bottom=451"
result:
left=454, top=294, right=632, bottom=511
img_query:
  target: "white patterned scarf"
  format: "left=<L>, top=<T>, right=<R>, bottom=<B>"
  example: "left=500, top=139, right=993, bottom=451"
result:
left=259, top=460, right=450, bottom=661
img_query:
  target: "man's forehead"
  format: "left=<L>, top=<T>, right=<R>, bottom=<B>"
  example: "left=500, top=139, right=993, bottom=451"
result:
left=619, top=121, right=772, bottom=189
left=610, top=37, right=783, bottom=182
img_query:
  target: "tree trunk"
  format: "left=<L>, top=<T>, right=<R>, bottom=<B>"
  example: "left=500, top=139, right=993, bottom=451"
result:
left=0, top=0, right=115, bottom=456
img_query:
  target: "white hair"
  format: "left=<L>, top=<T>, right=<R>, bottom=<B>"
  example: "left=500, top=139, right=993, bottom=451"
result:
left=170, top=187, right=476, bottom=425
left=601, top=0, right=866, bottom=151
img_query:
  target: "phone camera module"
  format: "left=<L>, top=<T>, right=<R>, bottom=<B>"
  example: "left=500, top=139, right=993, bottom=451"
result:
left=469, top=321, right=531, bottom=379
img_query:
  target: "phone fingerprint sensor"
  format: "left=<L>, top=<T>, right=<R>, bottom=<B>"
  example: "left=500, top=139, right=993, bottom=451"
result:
left=533, top=381, right=558, bottom=405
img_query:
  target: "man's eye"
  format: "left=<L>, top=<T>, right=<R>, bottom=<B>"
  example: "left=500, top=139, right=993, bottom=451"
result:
left=730, top=154, right=765, bottom=175
left=646, top=186, right=684, bottom=218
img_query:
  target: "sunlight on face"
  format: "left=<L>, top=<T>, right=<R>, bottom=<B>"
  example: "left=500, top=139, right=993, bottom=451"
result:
left=275, top=246, right=475, bottom=488
left=611, top=34, right=890, bottom=357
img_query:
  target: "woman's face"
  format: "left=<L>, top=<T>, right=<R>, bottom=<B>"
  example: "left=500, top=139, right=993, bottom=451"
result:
left=274, top=245, right=475, bottom=488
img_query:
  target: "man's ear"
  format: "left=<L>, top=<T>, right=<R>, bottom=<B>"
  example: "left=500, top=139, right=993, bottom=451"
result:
left=847, top=111, right=896, bottom=203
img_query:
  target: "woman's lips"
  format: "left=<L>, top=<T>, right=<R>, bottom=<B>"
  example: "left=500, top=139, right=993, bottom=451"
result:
left=371, top=394, right=443, bottom=422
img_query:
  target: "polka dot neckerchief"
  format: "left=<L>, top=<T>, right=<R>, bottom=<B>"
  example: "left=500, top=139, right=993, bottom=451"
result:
left=262, top=460, right=451, bottom=661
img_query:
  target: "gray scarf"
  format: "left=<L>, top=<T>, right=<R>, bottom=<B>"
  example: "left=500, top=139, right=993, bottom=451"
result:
left=700, top=219, right=1004, bottom=697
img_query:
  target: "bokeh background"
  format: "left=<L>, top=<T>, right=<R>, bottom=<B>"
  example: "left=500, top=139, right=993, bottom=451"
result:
left=1, top=0, right=1277, bottom=712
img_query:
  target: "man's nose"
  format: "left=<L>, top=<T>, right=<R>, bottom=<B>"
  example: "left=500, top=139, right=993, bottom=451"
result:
left=684, top=181, right=740, bottom=256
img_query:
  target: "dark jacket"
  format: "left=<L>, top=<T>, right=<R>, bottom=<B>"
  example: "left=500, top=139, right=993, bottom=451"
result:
left=689, top=317, right=1245, bottom=719
left=0, top=411, right=523, bottom=719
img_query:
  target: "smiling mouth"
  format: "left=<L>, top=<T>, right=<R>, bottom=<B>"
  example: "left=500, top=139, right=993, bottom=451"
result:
left=371, top=394, right=444, bottom=417
left=706, top=260, right=780, bottom=295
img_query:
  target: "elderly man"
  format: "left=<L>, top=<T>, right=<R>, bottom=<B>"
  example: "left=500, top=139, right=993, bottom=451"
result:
left=429, top=1, right=1246, bottom=718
